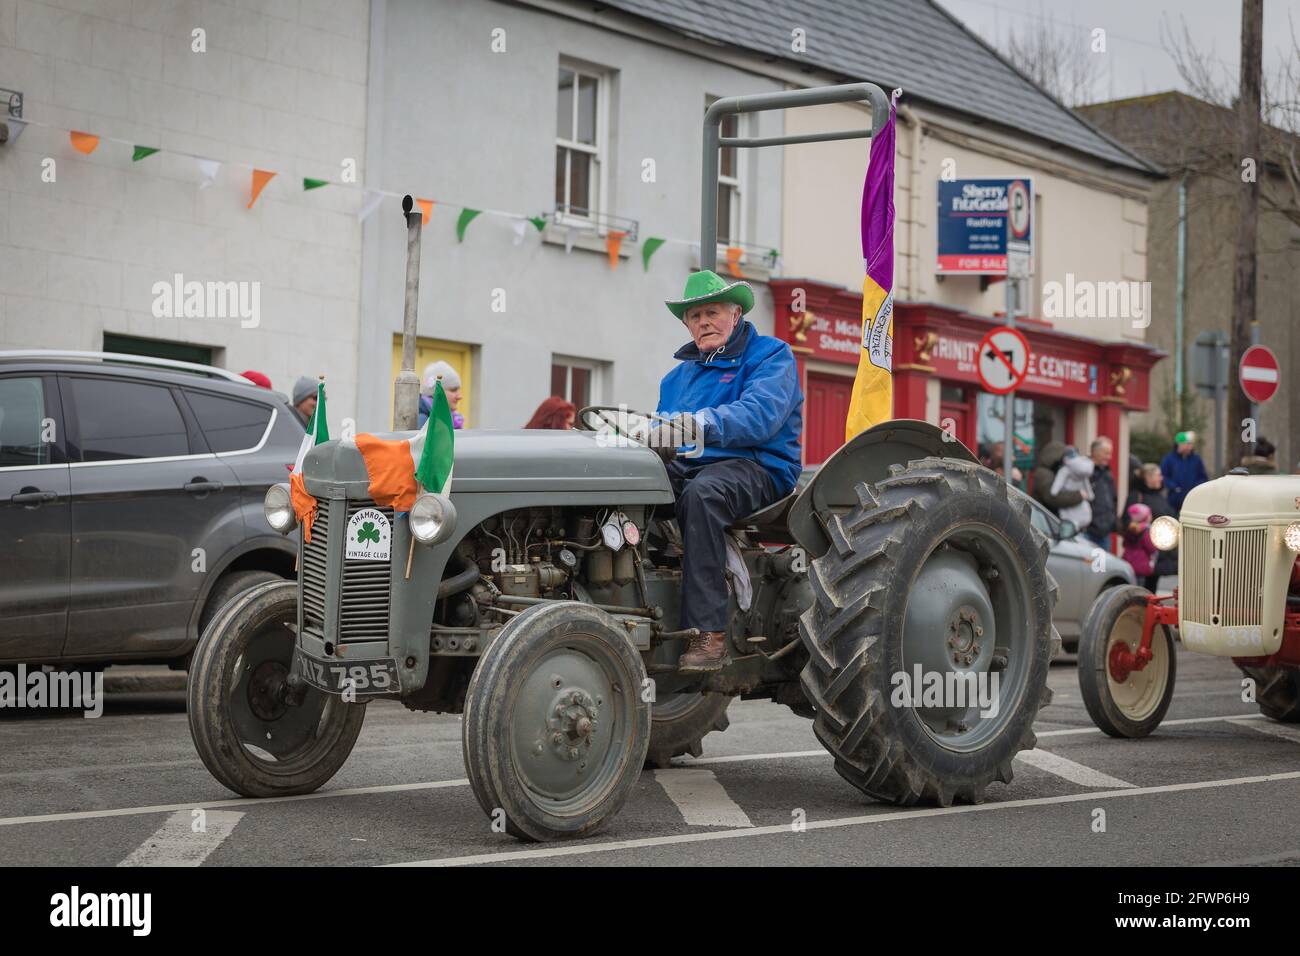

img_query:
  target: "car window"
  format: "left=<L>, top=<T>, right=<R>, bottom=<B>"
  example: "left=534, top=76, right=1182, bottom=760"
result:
left=69, top=377, right=190, bottom=461
left=185, top=391, right=273, bottom=453
left=1028, top=504, right=1054, bottom=537
left=0, top=377, right=51, bottom=467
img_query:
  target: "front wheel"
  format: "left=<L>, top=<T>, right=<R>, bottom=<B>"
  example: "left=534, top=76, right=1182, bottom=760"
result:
left=463, top=602, right=650, bottom=841
left=187, top=581, right=366, bottom=796
left=1078, top=585, right=1176, bottom=738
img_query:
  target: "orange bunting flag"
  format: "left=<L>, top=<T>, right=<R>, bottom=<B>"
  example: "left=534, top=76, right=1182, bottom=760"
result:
left=70, top=131, right=99, bottom=155
left=417, top=198, right=434, bottom=226
left=247, top=169, right=276, bottom=209
left=606, top=230, right=626, bottom=270
left=725, top=246, right=744, bottom=278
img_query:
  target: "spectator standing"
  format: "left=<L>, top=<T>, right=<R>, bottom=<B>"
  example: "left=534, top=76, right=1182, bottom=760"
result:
left=1031, top=441, right=1082, bottom=517
left=1085, top=437, right=1117, bottom=549
left=525, top=397, right=576, bottom=429
left=419, top=362, right=465, bottom=430
left=1239, top=436, right=1277, bottom=474
left=1127, top=463, right=1177, bottom=587
left=291, top=376, right=317, bottom=428
left=1160, top=430, right=1209, bottom=514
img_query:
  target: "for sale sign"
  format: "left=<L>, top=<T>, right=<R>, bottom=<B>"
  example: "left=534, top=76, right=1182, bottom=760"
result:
left=936, top=178, right=1033, bottom=274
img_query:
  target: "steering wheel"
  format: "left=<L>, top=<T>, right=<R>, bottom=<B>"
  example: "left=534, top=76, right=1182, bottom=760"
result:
left=576, top=406, right=702, bottom=459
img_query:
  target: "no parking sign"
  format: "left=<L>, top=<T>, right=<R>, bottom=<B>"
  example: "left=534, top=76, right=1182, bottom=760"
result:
left=977, top=326, right=1030, bottom=395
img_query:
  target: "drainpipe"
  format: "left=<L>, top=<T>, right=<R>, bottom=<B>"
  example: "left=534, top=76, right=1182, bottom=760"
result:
left=1175, top=175, right=1187, bottom=423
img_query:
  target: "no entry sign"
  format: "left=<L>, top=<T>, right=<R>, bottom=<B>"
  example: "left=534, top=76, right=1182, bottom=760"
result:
left=977, top=326, right=1030, bottom=395
left=1239, top=345, right=1279, bottom=403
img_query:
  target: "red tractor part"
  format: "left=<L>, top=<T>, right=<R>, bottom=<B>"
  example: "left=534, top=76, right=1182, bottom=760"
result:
left=1109, top=590, right=1179, bottom=683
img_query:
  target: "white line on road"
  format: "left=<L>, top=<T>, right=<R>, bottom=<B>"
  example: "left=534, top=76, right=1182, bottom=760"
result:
left=1014, top=748, right=1134, bottom=788
left=391, top=769, right=1300, bottom=867
left=653, top=768, right=752, bottom=828
left=1229, top=716, right=1300, bottom=744
left=118, top=809, right=243, bottom=867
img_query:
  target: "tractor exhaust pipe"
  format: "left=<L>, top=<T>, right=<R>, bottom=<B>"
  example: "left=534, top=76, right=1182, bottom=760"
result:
left=393, top=194, right=424, bottom=431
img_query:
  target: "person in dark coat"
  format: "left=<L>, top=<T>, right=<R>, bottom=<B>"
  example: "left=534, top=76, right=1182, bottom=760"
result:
left=1126, top=462, right=1177, bottom=589
left=1160, top=430, right=1209, bottom=514
left=1084, top=436, right=1117, bottom=549
left=1031, top=440, right=1083, bottom=517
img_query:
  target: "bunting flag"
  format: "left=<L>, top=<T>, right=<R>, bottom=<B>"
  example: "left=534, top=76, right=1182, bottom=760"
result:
left=641, top=237, right=665, bottom=271
left=247, top=168, right=276, bottom=209
left=417, top=198, right=434, bottom=226
left=844, top=89, right=901, bottom=442
left=289, top=380, right=329, bottom=542
left=456, top=207, right=481, bottom=241
left=511, top=219, right=528, bottom=246
left=357, top=189, right=383, bottom=222
left=70, top=131, right=99, bottom=154
left=606, top=230, right=625, bottom=270
left=528, top=215, right=547, bottom=232
left=3, top=118, right=27, bottom=144
left=725, top=246, right=743, bottom=278
left=132, top=145, right=160, bottom=162
left=303, top=177, right=328, bottom=191
left=197, top=158, right=221, bottom=190
left=354, top=381, right=455, bottom=513
left=564, top=225, right=577, bottom=254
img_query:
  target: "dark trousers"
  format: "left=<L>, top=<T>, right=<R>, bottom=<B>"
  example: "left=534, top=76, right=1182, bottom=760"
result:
left=665, top=457, right=780, bottom=632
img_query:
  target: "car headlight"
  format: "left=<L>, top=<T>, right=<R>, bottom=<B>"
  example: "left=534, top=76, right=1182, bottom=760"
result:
left=1285, top=522, right=1300, bottom=553
left=1150, top=515, right=1180, bottom=551
left=264, top=483, right=296, bottom=534
left=410, top=493, right=456, bottom=546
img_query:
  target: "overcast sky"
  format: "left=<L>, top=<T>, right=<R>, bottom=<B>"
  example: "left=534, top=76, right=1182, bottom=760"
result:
left=939, top=0, right=1300, bottom=104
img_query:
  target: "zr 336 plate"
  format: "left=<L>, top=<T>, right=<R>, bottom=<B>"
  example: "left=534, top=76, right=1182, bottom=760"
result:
left=295, top=651, right=399, bottom=698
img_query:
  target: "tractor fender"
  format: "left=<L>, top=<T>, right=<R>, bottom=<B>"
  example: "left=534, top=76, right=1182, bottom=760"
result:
left=789, top=419, right=979, bottom=559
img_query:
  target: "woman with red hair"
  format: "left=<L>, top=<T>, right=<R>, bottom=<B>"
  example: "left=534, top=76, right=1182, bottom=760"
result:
left=525, top=396, right=576, bottom=430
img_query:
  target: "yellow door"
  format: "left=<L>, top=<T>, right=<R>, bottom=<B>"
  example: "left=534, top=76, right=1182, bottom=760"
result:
left=389, top=336, right=472, bottom=427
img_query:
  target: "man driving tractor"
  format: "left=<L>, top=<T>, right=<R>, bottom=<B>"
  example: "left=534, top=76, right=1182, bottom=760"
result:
left=652, top=270, right=804, bottom=672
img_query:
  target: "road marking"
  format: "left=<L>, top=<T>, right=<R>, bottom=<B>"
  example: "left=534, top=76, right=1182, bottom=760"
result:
left=118, top=809, right=243, bottom=867
left=0, top=713, right=1270, bottom=829
left=1229, top=716, right=1300, bottom=744
left=391, top=769, right=1300, bottom=867
left=653, top=768, right=752, bottom=828
left=1014, top=748, right=1134, bottom=788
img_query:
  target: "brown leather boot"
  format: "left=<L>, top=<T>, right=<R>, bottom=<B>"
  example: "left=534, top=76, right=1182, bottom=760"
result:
left=679, top=631, right=728, bottom=672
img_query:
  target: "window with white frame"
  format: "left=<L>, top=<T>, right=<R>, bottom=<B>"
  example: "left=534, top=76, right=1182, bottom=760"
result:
left=555, top=63, right=607, bottom=220
left=708, top=97, right=743, bottom=246
left=551, top=356, right=606, bottom=410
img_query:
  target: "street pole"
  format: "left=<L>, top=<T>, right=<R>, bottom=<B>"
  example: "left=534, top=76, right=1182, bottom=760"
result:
left=1229, top=0, right=1263, bottom=468
left=393, top=195, right=423, bottom=432
left=1003, top=276, right=1015, bottom=484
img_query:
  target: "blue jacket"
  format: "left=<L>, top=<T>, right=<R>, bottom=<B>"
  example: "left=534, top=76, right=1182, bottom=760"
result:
left=1160, top=447, right=1209, bottom=512
left=657, top=320, right=804, bottom=497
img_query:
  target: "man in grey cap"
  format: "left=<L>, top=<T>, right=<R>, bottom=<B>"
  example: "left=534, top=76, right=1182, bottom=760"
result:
left=291, top=375, right=317, bottom=428
left=419, top=361, right=464, bottom=429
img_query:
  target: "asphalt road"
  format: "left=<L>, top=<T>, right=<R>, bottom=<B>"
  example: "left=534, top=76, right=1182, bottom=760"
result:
left=2, top=650, right=1298, bottom=868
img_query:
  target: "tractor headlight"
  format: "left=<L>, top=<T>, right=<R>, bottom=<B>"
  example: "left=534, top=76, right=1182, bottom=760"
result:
left=1285, top=522, right=1300, bottom=553
left=410, top=493, right=456, bottom=546
left=1150, top=515, right=1180, bottom=551
left=264, top=483, right=297, bottom=534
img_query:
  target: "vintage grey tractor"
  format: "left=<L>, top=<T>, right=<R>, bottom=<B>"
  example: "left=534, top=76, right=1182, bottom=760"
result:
left=187, top=414, right=1058, bottom=841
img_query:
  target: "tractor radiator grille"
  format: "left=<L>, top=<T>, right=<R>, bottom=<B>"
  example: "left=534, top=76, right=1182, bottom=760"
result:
left=298, top=498, right=394, bottom=644
left=1180, top=527, right=1267, bottom=627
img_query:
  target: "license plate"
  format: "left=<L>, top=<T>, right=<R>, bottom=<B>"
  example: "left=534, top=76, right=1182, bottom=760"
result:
left=295, top=651, right=400, bottom=697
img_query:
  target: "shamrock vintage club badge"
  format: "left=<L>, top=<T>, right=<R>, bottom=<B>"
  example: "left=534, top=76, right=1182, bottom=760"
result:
left=345, top=507, right=392, bottom=561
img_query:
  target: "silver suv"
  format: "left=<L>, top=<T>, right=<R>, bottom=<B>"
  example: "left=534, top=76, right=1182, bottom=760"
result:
left=0, top=351, right=305, bottom=668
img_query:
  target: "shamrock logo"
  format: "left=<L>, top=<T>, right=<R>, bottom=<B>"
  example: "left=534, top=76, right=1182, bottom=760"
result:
left=356, top=520, right=381, bottom=544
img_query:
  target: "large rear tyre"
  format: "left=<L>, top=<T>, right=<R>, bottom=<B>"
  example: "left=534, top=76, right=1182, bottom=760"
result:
left=187, top=581, right=366, bottom=797
left=645, top=692, right=732, bottom=768
left=1238, top=665, right=1300, bottom=722
left=463, top=602, right=650, bottom=841
left=798, top=458, right=1055, bottom=806
left=1078, top=585, right=1176, bottom=738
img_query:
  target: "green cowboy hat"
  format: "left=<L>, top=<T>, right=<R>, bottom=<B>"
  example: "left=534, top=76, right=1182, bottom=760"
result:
left=665, top=270, right=754, bottom=321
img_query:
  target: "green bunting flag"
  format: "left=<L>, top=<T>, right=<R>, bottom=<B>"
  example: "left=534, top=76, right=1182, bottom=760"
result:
left=456, top=208, right=482, bottom=242
left=413, top=381, right=455, bottom=495
left=529, top=215, right=547, bottom=232
left=131, top=146, right=160, bottom=161
left=303, top=178, right=329, bottom=191
left=641, top=237, right=666, bottom=272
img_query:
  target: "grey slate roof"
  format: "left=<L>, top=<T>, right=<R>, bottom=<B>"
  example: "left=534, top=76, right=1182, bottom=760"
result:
left=596, top=0, right=1158, bottom=175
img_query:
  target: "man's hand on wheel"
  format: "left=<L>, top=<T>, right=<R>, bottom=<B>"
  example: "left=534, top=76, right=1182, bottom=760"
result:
left=649, top=413, right=703, bottom=460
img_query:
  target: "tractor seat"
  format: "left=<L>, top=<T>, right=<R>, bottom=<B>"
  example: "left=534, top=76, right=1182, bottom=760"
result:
left=730, top=492, right=797, bottom=534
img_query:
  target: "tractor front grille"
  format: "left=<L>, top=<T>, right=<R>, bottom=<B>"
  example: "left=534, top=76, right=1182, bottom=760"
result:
left=1181, top=526, right=1267, bottom=627
left=299, top=498, right=394, bottom=645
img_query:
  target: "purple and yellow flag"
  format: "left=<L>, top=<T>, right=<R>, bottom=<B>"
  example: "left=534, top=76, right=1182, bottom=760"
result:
left=845, top=89, right=900, bottom=441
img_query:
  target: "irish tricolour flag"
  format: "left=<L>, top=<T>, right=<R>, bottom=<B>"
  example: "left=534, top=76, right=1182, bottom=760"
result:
left=355, top=381, right=454, bottom=512
left=289, top=379, right=328, bottom=541
left=845, top=88, right=901, bottom=442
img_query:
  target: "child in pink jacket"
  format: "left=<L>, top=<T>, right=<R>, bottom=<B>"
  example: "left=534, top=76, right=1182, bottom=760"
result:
left=1122, top=502, right=1158, bottom=588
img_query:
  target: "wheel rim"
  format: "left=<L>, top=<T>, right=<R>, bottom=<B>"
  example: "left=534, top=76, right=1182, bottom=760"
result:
left=900, top=529, right=1033, bottom=752
left=1105, top=606, right=1169, bottom=722
left=507, top=633, right=634, bottom=817
left=226, top=620, right=342, bottom=767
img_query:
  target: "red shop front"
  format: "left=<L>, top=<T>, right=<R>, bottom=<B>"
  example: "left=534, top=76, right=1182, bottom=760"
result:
left=768, top=279, right=1166, bottom=486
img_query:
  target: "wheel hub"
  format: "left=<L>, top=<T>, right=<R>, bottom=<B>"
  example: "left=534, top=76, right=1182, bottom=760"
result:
left=946, top=605, right=985, bottom=666
left=545, top=688, right=600, bottom=761
left=246, top=660, right=290, bottom=722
